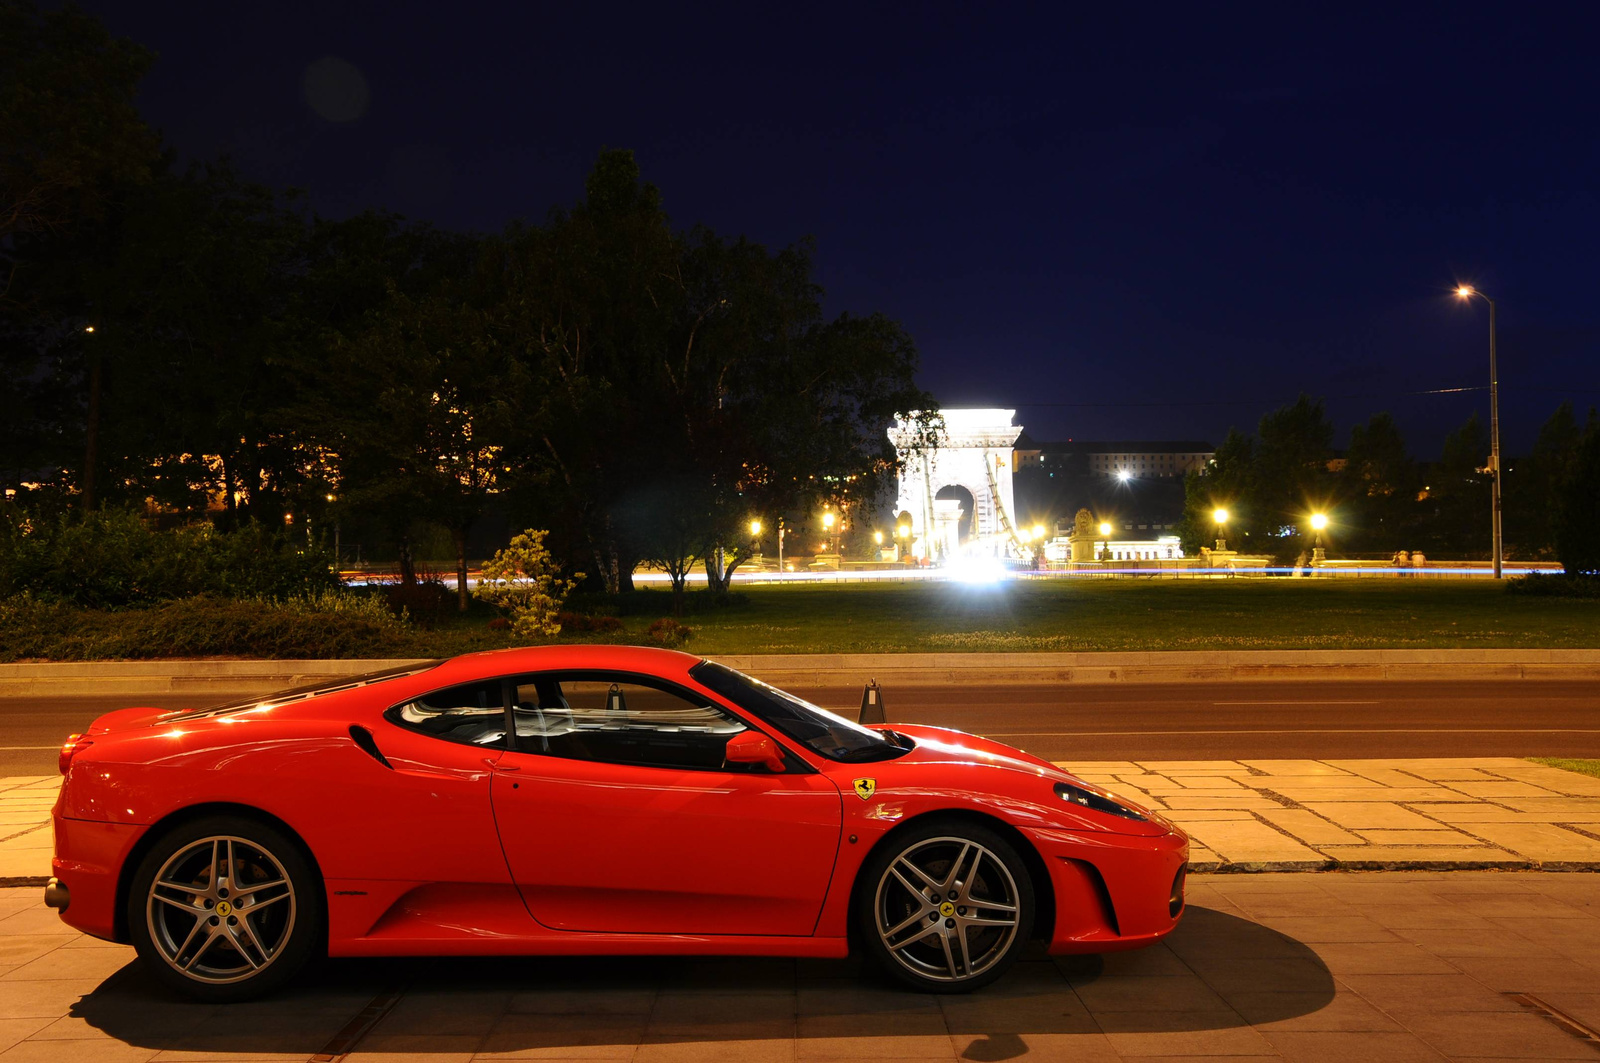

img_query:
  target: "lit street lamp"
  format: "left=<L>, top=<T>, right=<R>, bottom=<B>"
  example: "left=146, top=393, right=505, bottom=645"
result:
left=821, top=510, right=836, bottom=553
left=1455, top=285, right=1504, bottom=578
left=1309, top=512, right=1327, bottom=565
left=1212, top=508, right=1229, bottom=551
left=896, top=523, right=911, bottom=563
left=1098, top=521, right=1112, bottom=561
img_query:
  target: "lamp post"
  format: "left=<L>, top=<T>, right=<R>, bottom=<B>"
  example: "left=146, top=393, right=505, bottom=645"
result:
left=749, top=519, right=763, bottom=566
left=1309, top=512, right=1327, bottom=567
left=821, top=510, right=836, bottom=554
left=1455, top=286, right=1504, bottom=578
left=896, top=523, right=911, bottom=564
left=1098, top=521, right=1112, bottom=561
left=1212, top=508, right=1229, bottom=552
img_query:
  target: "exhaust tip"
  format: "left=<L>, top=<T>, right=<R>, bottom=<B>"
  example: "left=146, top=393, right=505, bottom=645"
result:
left=43, top=877, right=70, bottom=912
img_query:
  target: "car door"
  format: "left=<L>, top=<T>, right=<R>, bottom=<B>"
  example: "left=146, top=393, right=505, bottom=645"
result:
left=489, top=671, right=844, bottom=937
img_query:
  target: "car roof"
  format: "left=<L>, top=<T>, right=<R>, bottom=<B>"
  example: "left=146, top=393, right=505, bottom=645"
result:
left=424, top=644, right=706, bottom=687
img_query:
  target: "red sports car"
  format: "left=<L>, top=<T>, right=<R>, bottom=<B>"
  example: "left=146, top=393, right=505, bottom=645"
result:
left=48, top=646, right=1187, bottom=1000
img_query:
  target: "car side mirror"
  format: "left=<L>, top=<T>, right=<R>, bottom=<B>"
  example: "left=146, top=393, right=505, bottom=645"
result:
left=724, top=729, right=786, bottom=772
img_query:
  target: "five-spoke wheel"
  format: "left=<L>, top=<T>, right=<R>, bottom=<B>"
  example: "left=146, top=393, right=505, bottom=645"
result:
left=128, top=816, right=321, bottom=1001
left=858, top=821, right=1034, bottom=992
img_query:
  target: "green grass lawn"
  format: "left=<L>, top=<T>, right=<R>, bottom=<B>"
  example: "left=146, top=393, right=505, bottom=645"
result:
left=513, top=577, right=1600, bottom=656
left=1530, top=758, right=1600, bottom=780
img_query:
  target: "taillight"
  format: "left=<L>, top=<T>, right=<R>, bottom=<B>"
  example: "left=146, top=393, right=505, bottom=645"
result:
left=59, top=733, right=92, bottom=775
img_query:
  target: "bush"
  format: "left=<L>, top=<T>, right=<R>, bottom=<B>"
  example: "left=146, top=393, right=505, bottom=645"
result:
left=556, top=611, right=624, bottom=633
left=0, top=592, right=415, bottom=661
left=474, top=530, right=581, bottom=637
left=1506, top=572, right=1600, bottom=599
left=0, top=509, right=337, bottom=606
left=383, top=575, right=455, bottom=626
left=645, top=617, right=693, bottom=647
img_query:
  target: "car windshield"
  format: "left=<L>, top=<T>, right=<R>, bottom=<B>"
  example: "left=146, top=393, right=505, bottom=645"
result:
left=689, top=660, right=908, bottom=763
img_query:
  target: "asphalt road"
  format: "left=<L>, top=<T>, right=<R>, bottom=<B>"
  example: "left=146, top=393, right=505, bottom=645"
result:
left=1, top=679, right=1595, bottom=775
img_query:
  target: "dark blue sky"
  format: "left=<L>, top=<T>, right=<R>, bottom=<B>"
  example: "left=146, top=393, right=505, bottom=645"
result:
left=85, top=2, right=1600, bottom=456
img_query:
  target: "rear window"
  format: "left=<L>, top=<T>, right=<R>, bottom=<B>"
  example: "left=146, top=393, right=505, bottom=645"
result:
left=161, top=661, right=443, bottom=722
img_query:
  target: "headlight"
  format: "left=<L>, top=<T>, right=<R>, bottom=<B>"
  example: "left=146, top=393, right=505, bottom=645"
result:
left=1055, top=781, right=1147, bottom=821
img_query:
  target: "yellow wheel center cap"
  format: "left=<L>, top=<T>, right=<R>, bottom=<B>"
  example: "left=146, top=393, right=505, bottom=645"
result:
left=215, top=901, right=232, bottom=917
left=939, top=901, right=955, bottom=917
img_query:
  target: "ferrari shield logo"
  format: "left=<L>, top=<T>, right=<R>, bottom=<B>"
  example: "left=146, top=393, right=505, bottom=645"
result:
left=853, top=778, right=877, bottom=801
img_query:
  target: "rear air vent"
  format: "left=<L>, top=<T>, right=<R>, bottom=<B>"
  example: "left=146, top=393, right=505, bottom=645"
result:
left=349, top=725, right=393, bottom=769
left=1169, top=863, right=1188, bottom=918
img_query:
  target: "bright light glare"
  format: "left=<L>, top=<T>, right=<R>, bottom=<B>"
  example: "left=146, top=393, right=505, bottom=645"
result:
left=749, top=519, right=762, bottom=536
left=1213, top=508, right=1229, bottom=524
left=821, top=512, right=835, bottom=529
left=1310, top=513, right=1328, bottom=531
left=897, top=524, right=910, bottom=538
left=1456, top=286, right=1474, bottom=298
left=1099, top=522, right=1112, bottom=537
left=947, top=555, right=1008, bottom=584
left=873, top=530, right=884, bottom=544
left=1032, top=524, right=1045, bottom=539
left=1116, top=470, right=1131, bottom=482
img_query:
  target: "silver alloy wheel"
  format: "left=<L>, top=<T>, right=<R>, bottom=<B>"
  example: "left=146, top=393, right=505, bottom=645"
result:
left=873, top=835, right=1021, bottom=983
left=145, top=835, right=297, bottom=984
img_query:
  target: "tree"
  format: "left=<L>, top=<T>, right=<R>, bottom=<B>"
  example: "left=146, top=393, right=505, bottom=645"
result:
left=1340, top=412, right=1419, bottom=552
left=1504, top=403, right=1587, bottom=559
left=474, top=530, right=581, bottom=637
left=1177, top=428, right=1253, bottom=556
left=1420, top=413, right=1491, bottom=557
left=1553, top=422, right=1600, bottom=576
left=0, top=0, right=158, bottom=248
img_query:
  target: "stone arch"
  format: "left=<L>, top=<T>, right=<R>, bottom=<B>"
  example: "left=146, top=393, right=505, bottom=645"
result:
left=889, top=409, right=1023, bottom=561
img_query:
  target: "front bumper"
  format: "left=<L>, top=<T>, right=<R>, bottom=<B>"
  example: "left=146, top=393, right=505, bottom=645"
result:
left=1029, top=825, right=1189, bottom=954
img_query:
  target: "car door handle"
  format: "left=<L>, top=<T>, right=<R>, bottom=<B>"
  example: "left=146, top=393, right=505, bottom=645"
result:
left=483, top=758, right=519, bottom=772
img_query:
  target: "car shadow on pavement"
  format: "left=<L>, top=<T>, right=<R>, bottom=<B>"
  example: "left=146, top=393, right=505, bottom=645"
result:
left=70, top=906, right=1334, bottom=1058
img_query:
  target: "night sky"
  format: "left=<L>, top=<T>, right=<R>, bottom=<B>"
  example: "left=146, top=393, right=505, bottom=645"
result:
left=82, top=3, right=1600, bottom=456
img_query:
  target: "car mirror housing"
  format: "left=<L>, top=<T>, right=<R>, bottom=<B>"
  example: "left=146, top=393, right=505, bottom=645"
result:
left=724, top=729, right=786, bottom=772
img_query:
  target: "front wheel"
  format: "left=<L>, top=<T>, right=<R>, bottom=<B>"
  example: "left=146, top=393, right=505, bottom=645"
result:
left=857, top=820, right=1035, bottom=992
left=127, top=815, right=322, bottom=1002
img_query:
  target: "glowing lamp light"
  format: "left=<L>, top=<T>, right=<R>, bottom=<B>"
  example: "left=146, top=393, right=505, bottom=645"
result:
left=1099, top=522, right=1112, bottom=537
left=1456, top=285, right=1474, bottom=298
left=1213, top=508, right=1229, bottom=524
left=873, top=530, right=884, bottom=544
left=821, top=512, right=836, bottom=530
left=897, top=524, right=911, bottom=538
left=1032, top=524, right=1046, bottom=539
left=84, top=325, right=95, bottom=333
left=749, top=519, right=762, bottom=537
left=1310, top=513, right=1328, bottom=531
left=1116, top=470, right=1131, bottom=483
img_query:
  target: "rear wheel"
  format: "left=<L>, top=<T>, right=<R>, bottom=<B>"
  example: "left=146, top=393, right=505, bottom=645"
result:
left=857, top=819, right=1035, bottom=992
left=127, top=815, right=321, bottom=1001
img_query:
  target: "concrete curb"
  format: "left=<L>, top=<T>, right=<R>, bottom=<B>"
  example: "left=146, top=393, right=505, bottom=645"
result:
left=4, top=648, right=1599, bottom=697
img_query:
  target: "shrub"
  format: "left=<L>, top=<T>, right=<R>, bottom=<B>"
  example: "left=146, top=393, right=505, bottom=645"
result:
left=0, top=509, right=337, bottom=606
left=1506, top=572, right=1600, bottom=599
left=0, top=592, right=415, bottom=661
left=474, top=530, right=582, bottom=638
left=556, top=611, right=624, bottom=633
left=383, top=571, right=455, bottom=626
left=645, top=617, right=693, bottom=647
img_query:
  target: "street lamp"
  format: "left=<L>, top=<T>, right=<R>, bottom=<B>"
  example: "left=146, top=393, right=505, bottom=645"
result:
left=749, top=519, right=762, bottom=537
left=1097, top=521, right=1112, bottom=561
left=1212, top=508, right=1229, bottom=551
left=1309, top=512, right=1327, bottom=566
left=1455, top=285, right=1504, bottom=578
left=821, top=510, right=836, bottom=553
left=1032, top=524, right=1045, bottom=540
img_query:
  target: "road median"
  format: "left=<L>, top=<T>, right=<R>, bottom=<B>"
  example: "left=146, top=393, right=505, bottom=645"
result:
left=4, top=647, right=1600, bottom=698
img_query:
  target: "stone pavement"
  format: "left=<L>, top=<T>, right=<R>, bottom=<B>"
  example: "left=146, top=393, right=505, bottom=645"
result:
left=1067, top=758, right=1600, bottom=872
left=2, top=873, right=1599, bottom=1061
left=7, top=760, right=1600, bottom=883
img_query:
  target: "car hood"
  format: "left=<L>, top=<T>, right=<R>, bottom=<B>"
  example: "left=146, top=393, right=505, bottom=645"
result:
left=853, top=723, right=1173, bottom=837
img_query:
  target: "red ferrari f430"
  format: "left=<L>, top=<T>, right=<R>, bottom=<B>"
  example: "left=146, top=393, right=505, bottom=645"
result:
left=48, top=647, right=1187, bottom=999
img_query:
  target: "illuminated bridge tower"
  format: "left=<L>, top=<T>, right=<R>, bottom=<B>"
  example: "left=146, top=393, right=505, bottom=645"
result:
left=889, top=409, right=1024, bottom=561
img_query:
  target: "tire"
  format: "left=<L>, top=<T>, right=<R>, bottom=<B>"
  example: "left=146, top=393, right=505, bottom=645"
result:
left=127, top=815, right=322, bottom=1002
left=856, top=818, right=1035, bottom=993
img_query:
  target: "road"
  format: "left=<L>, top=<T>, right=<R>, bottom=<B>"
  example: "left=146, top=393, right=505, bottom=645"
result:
left=2, top=679, right=1595, bottom=775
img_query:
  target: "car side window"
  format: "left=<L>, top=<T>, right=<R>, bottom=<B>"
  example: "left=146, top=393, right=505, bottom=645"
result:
left=509, top=672, right=753, bottom=772
left=386, top=680, right=507, bottom=748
